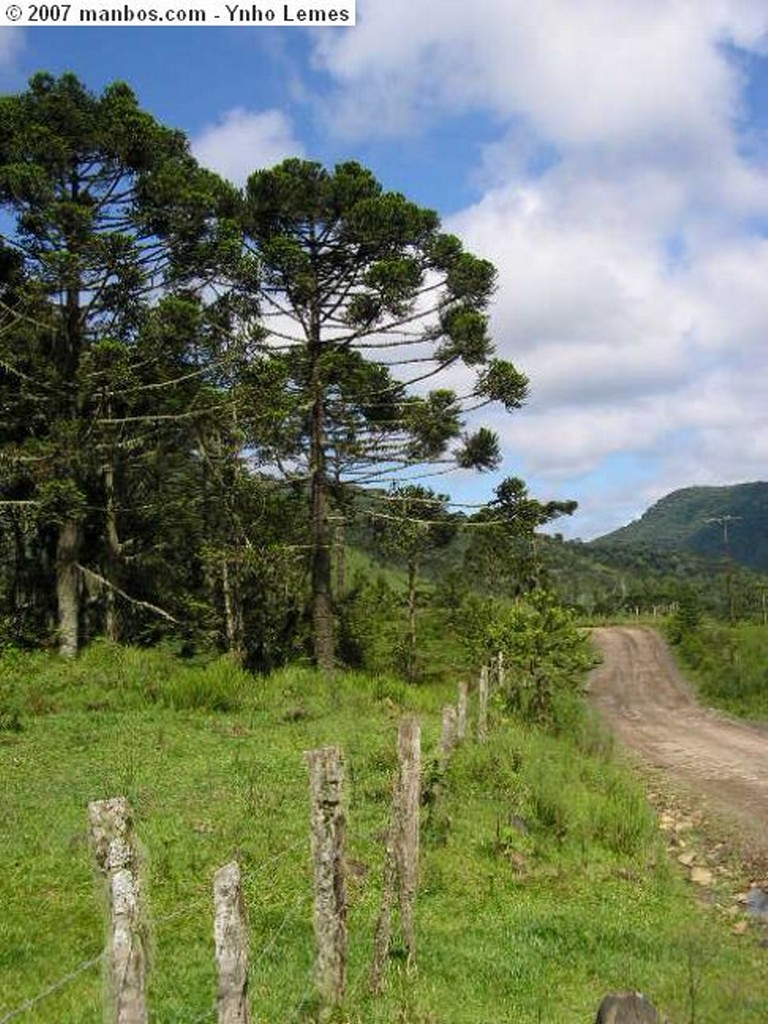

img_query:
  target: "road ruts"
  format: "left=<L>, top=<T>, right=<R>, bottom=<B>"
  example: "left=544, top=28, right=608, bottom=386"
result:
left=588, top=626, right=768, bottom=854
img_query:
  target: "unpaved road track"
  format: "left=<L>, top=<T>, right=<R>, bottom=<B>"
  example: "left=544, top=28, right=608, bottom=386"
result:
left=588, top=626, right=768, bottom=856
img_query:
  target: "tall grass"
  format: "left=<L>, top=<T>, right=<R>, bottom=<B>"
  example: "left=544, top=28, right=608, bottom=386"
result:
left=672, top=621, right=768, bottom=720
left=1, top=647, right=767, bottom=1022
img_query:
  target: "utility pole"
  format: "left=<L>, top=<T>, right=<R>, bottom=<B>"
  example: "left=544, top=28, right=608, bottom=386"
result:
left=705, top=515, right=741, bottom=624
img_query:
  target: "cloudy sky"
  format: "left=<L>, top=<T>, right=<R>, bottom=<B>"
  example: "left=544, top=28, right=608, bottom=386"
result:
left=2, top=3, right=768, bottom=538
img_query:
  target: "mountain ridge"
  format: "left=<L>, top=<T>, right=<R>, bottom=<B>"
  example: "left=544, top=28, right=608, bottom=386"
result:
left=589, top=481, right=768, bottom=571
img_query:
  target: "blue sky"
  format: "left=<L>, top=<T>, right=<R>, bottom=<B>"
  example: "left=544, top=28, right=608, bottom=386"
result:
left=2, top=4, right=768, bottom=539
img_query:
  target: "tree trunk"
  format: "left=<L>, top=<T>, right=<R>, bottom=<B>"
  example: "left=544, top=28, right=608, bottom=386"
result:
left=311, top=437, right=334, bottom=671
left=57, top=206, right=84, bottom=658
left=309, top=331, right=334, bottom=672
left=222, top=555, right=246, bottom=665
left=104, top=447, right=121, bottom=643
left=56, top=518, right=81, bottom=657
left=406, top=557, right=418, bottom=682
left=333, top=520, right=347, bottom=601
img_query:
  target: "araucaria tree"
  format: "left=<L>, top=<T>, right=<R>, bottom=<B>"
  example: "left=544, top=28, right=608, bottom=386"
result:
left=466, top=477, right=578, bottom=596
left=0, top=73, right=237, bottom=655
left=243, top=160, right=528, bottom=670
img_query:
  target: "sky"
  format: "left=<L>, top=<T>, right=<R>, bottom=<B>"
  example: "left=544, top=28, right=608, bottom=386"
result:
left=2, top=2, right=768, bottom=539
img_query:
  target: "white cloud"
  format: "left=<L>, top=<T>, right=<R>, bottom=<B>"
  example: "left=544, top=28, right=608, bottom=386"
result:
left=0, top=28, right=23, bottom=70
left=306, top=0, right=768, bottom=534
left=192, top=108, right=304, bottom=185
left=314, top=0, right=762, bottom=150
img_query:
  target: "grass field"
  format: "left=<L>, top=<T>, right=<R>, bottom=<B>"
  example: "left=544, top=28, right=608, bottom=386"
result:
left=1, top=643, right=767, bottom=1023
left=671, top=620, right=768, bottom=722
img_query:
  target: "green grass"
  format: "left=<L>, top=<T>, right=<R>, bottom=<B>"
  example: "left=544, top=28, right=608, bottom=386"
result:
left=671, top=620, right=768, bottom=721
left=1, top=646, right=767, bottom=1022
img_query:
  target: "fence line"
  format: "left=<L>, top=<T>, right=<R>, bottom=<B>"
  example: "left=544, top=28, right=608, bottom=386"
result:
left=287, top=967, right=316, bottom=1023
left=4, top=654, right=503, bottom=1022
left=0, top=837, right=309, bottom=1024
left=155, top=834, right=307, bottom=931
left=250, top=890, right=308, bottom=972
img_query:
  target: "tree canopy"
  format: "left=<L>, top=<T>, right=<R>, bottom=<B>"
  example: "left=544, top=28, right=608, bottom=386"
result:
left=240, top=158, right=528, bottom=668
left=0, top=75, right=543, bottom=671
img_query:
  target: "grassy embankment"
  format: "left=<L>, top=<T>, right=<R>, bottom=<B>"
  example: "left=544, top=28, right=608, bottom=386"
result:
left=671, top=620, right=768, bottom=722
left=1, top=642, right=767, bottom=1023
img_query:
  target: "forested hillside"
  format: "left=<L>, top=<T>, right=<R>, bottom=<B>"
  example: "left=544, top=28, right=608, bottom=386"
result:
left=591, top=482, right=768, bottom=570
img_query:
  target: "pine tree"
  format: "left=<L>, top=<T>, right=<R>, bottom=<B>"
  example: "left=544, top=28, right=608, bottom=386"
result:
left=241, top=159, right=528, bottom=669
left=0, top=73, right=238, bottom=654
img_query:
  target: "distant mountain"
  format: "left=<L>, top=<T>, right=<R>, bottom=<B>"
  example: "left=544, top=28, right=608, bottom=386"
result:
left=590, top=482, right=768, bottom=571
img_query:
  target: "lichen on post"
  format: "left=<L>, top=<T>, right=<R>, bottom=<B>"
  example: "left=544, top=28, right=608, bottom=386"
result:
left=213, top=861, right=250, bottom=1024
left=88, top=796, right=148, bottom=1024
left=305, top=746, right=347, bottom=1006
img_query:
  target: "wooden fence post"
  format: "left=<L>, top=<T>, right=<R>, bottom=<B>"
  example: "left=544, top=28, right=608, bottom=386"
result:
left=478, top=665, right=489, bottom=741
left=306, top=747, right=347, bottom=1006
left=213, top=861, right=250, bottom=1024
left=396, top=716, right=421, bottom=968
left=496, top=651, right=506, bottom=692
left=456, top=681, right=468, bottom=741
left=440, top=706, right=458, bottom=766
left=371, top=717, right=421, bottom=992
left=88, top=797, right=148, bottom=1024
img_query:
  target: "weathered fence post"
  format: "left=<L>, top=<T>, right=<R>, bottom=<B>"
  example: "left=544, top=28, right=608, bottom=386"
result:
left=456, top=681, right=468, bottom=741
left=496, top=650, right=505, bottom=692
left=440, top=706, right=458, bottom=766
left=306, top=747, right=347, bottom=1006
left=213, top=861, right=250, bottom=1024
left=396, top=716, right=421, bottom=968
left=477, top=665, right=489, bottom=741
left=88, top=797, right=148, bottom=1024
left=371, top=716, right=421, bottom=992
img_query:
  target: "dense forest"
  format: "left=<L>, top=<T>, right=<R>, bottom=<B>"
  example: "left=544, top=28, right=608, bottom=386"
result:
left=0, top=71, right=552, bottom=672
left=3, top=73, right=767, bottom=683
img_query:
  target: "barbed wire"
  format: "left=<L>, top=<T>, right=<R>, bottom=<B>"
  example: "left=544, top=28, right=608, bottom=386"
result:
left=154, top=834, right=307, bottom=930
left=0, top=953, right=104, bottom=1024
left=250, top=890, right=308, bottom=974
left=0, top=833, right=309, bottom=1021
left=287, top=966, right=316, bottom=1023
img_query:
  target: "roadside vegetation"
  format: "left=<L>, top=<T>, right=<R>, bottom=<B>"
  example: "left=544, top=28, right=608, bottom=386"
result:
left=3, top=639, right=768, bottom=1023
left=667, top=612, right=768, bottom=722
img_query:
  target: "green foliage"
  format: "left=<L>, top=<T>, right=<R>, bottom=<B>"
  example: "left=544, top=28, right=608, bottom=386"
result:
left=462, top=478, right=577, bottom=601
left=0, top=72, right=242, bottom=655
left=667, top=584, right=701, bottom=644
left=458, top=590, right=595, bottom=729
left=338, top=571, right=402, bottom=673
left=455, top=426, right=501, bottom=470
left=474, top=358, right=529, bottom=411
left=240, top=157, right=529, bottom=667
left=0, top=641, right=259, bottom=720
left=36, top=479, right=87, bottom=526
left=671, top=620, right=768, bottom=720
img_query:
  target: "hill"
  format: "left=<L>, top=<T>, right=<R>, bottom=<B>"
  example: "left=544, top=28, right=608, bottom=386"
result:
left=342, top=484, right=768, bottom=622
left=590, top=482, right=768, bottom=571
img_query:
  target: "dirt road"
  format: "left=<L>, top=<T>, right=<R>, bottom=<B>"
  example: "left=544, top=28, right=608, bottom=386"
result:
left=588, top=626, right=768, bottom=855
